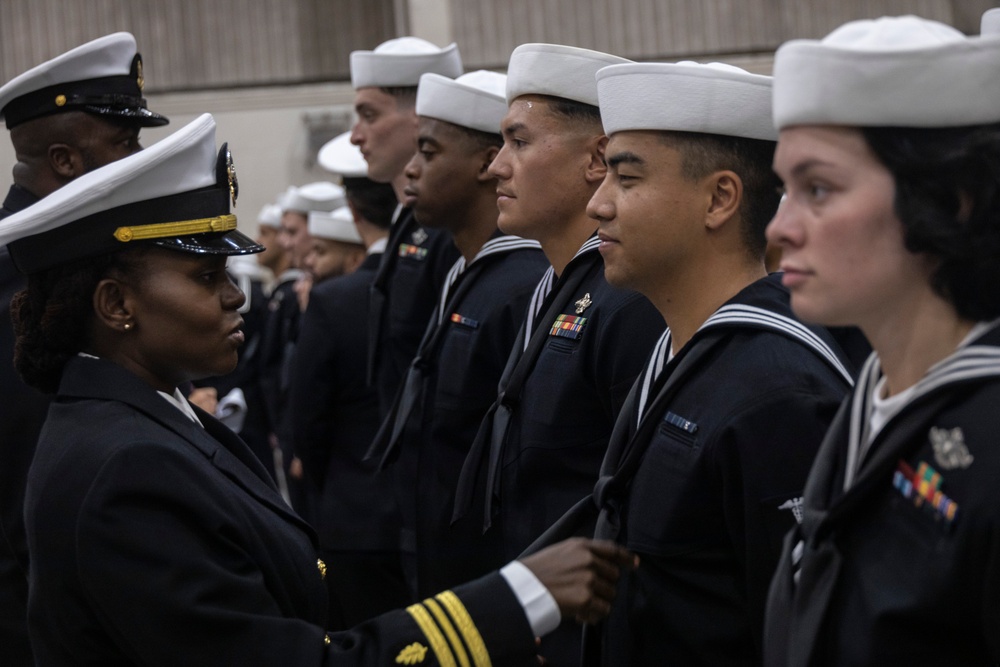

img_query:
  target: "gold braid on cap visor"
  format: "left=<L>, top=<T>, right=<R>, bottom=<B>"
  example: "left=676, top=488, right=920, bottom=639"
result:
left=113, top=214, right=237, bottom=242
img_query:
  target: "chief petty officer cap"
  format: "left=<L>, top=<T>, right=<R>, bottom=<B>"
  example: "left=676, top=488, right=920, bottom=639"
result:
left=505, top=43, right=630, bottom=107
left=350, top=37, right=463, bottom=89
left=308, top=206, right=363, bottom=244
left=773, top=15, right=1000, bottom=129
left=983, top=8, right=1000, bottom=36
left=416, top=70, right=508, bottom=134
left=318, top=131, right=369, bottom=178
left=0, top=32, right=168, bottom=130
left=0, top=113, right=262, bottom=275
left=597, top=61, right=776, bottom=141
left=280, top=182, right=346, bottom=215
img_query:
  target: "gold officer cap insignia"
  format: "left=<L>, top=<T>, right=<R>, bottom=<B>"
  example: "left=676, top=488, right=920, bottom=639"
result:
left=316, top=558, right=327, bottom=579
left=136, top=58, right=144, bottom=92
left=226, top=148, right=239, bottom=208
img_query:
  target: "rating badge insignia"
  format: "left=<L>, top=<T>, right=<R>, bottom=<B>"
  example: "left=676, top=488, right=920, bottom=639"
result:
left=411, top=228, right=428, bottom=245
left=778, top=497, right=805, bottom=524
left=929, top=426, right=973, bottom=470
left=575, top=292, right=592, bottom=315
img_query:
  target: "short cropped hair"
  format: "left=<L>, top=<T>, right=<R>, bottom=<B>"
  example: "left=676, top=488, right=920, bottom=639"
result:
left=378, top=86, right=418, bottom=109
left=454, top=124, right=503, bottom=152
left=661, top=131, right=780, bottom=259
left=863, top=123, right=1000, bottom=320
left=342, top=177, right=398, bottom=231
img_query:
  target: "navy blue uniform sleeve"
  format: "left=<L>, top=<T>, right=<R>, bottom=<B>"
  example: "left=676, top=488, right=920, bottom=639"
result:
left=67, top=442, right=536, bottom=667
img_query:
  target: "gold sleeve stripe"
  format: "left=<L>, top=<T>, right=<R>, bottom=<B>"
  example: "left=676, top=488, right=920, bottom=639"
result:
left=405, top=603, right=457, bottom=667
left=424, top=598, right=471, bottom=667
left=435, top=591, right=492, bottom=667
left=113, top=214, right=237, bottom=242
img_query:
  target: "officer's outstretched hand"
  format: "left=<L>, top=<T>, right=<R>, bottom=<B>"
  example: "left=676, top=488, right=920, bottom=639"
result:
left=518, top=538, right=637, bottom=625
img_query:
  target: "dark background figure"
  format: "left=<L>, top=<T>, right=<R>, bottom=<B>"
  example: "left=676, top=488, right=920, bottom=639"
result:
left=291, top=171, right=410, bottom=629
left=259, top=182, right=344, bottom=513
left=0, top=32, right=167, bottom=666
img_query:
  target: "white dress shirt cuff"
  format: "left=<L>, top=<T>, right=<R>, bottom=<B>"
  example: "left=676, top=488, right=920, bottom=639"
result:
left=499, top=560, right=561, bottom=637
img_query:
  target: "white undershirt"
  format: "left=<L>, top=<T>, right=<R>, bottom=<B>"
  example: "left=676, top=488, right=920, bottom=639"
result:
left=367, top=237, right=388, bottom=256
left=867, top=320, right=994, bottom=444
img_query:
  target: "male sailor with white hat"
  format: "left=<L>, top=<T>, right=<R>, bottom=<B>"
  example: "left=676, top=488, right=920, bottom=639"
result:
left=349, top=37, right=463, bottom=417
left=452, top=43, right=664, bottom=665
left=575, top=59, right=852, bottom=666
left=366, top=69, right=547, bottom=604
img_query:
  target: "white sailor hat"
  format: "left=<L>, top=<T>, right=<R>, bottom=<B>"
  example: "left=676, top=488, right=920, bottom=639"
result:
left=0, top=113, right=261, bottom=275
left=350, top=37, right=463, bottom=89
left=505, top=43, right=630, bottom=107
left=597, top=61, right=776, bottom=141
left=416, top=70, right=507, bottom=134
left=257, top=202, right=282, bottom=229
left=280, top=182, right=346, bottom=215
left=0, top=32, right=168, bottom=130
left=307, top=207, right=363, bottom=244
left=318, top=131, right=368, bottom=178
left=773, top=15, right=1000, bottom=129
left=983, top=8, right=1000, bottom=36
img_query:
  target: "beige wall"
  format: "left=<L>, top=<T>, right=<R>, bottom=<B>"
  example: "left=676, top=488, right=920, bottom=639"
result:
left=3, top=0, right=997, bottom=237
left=0, top=83, right=357, bottom=238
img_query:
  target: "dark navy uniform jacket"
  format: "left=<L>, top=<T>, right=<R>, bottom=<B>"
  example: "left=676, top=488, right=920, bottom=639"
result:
left=455, top=237, right=662, bottom=563
left=452, top=237, right=662, bottom=666
left=258, top=270, right=302, bottom=492
left=291, top=252, right=399, bottom=553
left=368, top=209, right=461, bottom=416
left=25, top=356, right=538, bottom=667
left=525, top=275, right=853, bottom=666
left=370, top=234, right=548, bottom=598
left=0, top=183, right=45, bottom=667
left=765, top=324, right=1000, bottom=667
left=591, top=274, right=854, bottom=667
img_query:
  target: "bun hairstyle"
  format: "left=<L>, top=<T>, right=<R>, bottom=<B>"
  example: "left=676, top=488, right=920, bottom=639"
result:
left=12, top=249, right=145, bottom=393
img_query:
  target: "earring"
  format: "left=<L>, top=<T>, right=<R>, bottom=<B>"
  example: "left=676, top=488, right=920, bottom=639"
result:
left=123, top=322, right=133, bottom=331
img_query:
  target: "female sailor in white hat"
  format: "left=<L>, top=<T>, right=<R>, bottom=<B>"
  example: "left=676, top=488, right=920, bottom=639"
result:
left=764, top=15, right=1000, bottom=666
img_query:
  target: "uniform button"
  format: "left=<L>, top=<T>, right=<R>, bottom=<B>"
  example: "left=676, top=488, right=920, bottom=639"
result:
left=317, top=558, right=327, bottom=580
left=324, top=634, right=331, bottom=646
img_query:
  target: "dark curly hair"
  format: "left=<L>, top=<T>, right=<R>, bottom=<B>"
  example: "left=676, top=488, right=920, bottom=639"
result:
left=12, top=248, right=146, bottom=394
left=862, top=123, right=1000, bottom=321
